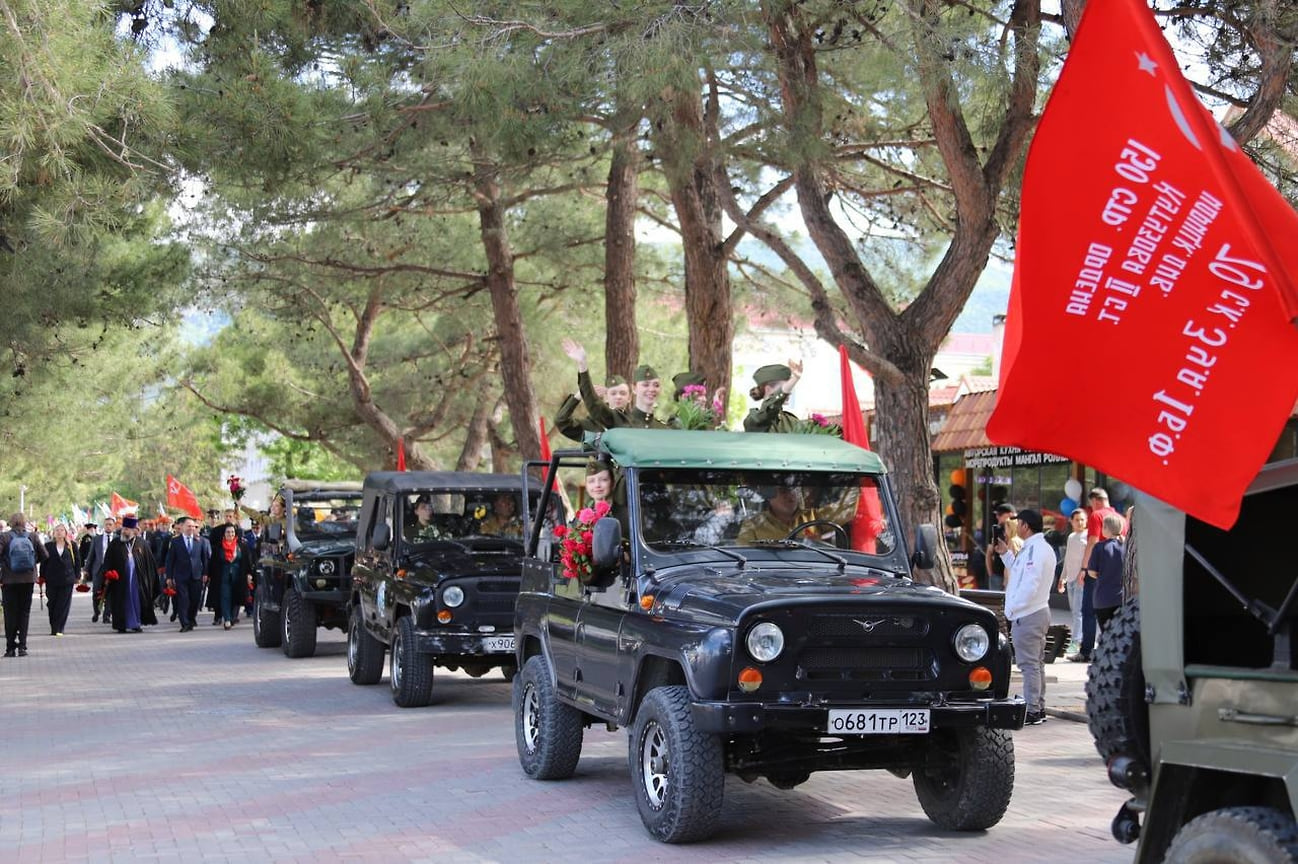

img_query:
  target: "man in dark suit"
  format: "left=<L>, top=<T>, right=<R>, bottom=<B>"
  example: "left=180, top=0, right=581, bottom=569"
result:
left=164, top=517, right=210, bottom=632
left=84, top=515, right=117, bottom=624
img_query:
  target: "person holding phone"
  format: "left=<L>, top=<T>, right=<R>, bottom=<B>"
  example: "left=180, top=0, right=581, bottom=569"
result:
left=983, top=503, right=1020, bottom=590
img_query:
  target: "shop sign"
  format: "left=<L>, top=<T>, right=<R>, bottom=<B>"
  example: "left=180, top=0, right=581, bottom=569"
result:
left=963, top=446, right=1070, bottom=470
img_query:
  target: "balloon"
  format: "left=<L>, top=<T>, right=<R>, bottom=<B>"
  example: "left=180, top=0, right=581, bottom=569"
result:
left=948, top=483, right=966, bottom=500
left=951, top=499, right=967, bottom=517
left=1059, top=497, right=1078, bottom=517
left=944, top=514, right=963, bottom=528
left=950, top=469, right=966, bottom=487
left=945, top=504, right=955, bottom=515
left=1064, top=478, right=1083, bottom=501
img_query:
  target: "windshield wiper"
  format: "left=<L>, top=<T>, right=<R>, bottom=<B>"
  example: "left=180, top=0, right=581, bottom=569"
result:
left=750, top=539, right=847, bottom=572
left=655, top=540, right=747, bottom=570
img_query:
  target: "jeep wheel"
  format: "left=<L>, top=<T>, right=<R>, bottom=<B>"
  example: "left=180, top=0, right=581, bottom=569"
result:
left=347, top=605, right=383, bottom=685
left=515, top=655, right=582, bottom=780
left=252, top=581, right=282, bottom=649
left=1164, top=806, right=1298, bottom=863
left=629, top=685, right=724, bottom=843
left=1043, top=624, right=1070, bottom=664
left=281, top=586, right=318, bottom=658
left=912, top=726, right=1015, bottom=831
left=1085, top=598, right=1150, bottom=774
left=390, top=615, right=435, bottom=707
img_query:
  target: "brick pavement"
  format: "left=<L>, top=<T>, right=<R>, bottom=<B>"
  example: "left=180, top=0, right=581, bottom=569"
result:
left=0, top=592, right=1134, bottom=863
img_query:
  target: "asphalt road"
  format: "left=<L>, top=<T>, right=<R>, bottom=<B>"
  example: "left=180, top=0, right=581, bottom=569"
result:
left=1, top=593, right=1134, bottom=863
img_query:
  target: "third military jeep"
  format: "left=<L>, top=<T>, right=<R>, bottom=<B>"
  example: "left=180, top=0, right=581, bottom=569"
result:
left=514, top=429, right=1025, bottom=843
left=253, top=480, right=363, bottom=658
left=1090, top=458, right=1298, bottom=861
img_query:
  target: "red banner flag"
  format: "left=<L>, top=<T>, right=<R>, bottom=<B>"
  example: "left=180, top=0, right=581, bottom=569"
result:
left=839, top=346, right=884, bottom=552
left=986, top=0, right=1298, bottom=529
left=538, top=417, right=553, bottom=462
left=164, top=475, right=203, bottom=519
left=396, top=437, right=407, bottom=472
left=109, top=491, right=139, bottom=516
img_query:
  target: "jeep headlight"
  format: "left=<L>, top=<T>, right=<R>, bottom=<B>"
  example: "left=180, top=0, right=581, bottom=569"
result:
left=745, top=622, right=784, bottom=663
left=442, top=586, right=465, bottom=608
left=953, top=624, right=990, bottom=662
left=318, top=560, right=336, bottom=576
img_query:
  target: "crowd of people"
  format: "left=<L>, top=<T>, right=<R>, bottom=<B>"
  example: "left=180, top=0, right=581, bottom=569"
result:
left=0, top=507, right=267, bottom=657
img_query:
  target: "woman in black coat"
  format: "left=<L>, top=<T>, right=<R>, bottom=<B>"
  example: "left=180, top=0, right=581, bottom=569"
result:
left=206, top=523, right=253, bottom=629
left=41, top=524, right=79, bottom=636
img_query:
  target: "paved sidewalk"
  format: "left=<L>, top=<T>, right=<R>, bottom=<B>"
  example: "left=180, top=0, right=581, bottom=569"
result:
left=1, top=593, right=1133, bottom=863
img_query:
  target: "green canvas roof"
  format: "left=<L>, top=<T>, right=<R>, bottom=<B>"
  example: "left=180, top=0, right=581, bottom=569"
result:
left=598, top=428, right=887, bottom=474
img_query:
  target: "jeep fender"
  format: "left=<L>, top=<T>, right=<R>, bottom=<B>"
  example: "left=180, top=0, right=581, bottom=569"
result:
left=622, top=627, right=733, bottom=726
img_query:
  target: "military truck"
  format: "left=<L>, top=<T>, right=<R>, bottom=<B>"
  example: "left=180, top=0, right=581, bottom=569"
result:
left=347, top=471, right=532, bottom=708
left=1089, top=458, right=1298, bottom=861
left=513, top=429, right=1025, bottom=843
left=252, top=480, right=364, bottom=658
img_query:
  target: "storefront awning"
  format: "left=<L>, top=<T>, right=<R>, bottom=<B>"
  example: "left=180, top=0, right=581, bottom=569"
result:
left=931, top=390, right=998, bottom=453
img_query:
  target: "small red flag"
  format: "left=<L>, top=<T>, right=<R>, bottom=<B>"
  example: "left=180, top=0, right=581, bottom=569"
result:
left=164, top=476, right=202, bottom=519
left=839, top=345, right=884, bottom=553
left=396, top=437, right=407, bottom=472
left=538, top=417, right=553, bottom=462
left=110, top=491, right=139, bottom=517
left=986, top=0, right=1298, bottom=529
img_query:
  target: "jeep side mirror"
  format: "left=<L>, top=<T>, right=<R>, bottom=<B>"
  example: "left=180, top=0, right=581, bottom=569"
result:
left=911, top=523, right=938, bottom=571
left=372, top=523, right=391, bottom=551
left=588, top=517, right=623, bottom=586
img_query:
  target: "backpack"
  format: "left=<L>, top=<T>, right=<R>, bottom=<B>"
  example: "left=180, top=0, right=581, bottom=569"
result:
left=8, top=531, right=36, bottom=573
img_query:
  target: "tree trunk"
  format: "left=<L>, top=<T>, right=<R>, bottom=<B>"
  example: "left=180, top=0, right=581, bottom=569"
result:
left=603, top=106, right=641, bottom=383
left=653, top=83, right=734, bottom=405
left=454, top=395, right=493, bottom=471
left=472, top=149, right=541, bottom=460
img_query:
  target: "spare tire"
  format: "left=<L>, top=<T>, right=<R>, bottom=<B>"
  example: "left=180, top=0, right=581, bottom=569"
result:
left=1085, top=598, right=1150, bottom=773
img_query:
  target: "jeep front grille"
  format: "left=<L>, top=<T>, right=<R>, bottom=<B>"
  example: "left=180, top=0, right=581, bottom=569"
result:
left=799, top=646, right=934, bottom=681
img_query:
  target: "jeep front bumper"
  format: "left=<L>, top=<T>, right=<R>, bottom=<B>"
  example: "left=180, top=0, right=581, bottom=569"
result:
left=690, top=699, right=1026, bottom=734
left=412, top=629, right=516, bottom=657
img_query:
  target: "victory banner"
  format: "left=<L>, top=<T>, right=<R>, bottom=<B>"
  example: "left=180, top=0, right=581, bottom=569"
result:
left=987, top=0, right=1298, bottom=529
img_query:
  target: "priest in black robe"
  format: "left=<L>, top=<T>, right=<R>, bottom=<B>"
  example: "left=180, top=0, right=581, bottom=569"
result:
left=103, top=515, right=159, bottom=633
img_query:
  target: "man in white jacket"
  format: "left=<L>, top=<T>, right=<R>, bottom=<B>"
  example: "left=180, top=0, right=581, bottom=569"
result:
left=997, top=508, right=1057, bottom=726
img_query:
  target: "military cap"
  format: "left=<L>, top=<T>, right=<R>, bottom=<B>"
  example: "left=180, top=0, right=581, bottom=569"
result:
left=605, top=374, right=627, bottom=388
left=672, top=371, right=705, bottom=396
left=633, top=364, right=659, bottom=383
left=752, top=364, right=792, bottom=387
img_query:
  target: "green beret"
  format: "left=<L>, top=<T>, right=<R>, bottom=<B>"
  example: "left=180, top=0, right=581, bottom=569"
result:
left=585, top=458, right=613, bottom=477
left=633, top=364, right=659, bottom=383
left=753, top=364, right=791, bottom=387
left=605, top=374, right=627, bottom=388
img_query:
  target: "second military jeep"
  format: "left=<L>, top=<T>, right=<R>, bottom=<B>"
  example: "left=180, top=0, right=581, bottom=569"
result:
left=347, top=471, right=532, bottom=707
left=252, top=480, right=363, bottom=658
left=514, top=429, right=1025, bottom=843
left=1089, top=458, right=1298, bottom=862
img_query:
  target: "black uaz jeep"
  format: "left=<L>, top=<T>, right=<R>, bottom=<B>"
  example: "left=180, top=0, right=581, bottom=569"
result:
left=252, top=480, right=364, bottom=658
left=514, top=429, right=1025, bottom=843
left=347, top=471, right=532, bottom=707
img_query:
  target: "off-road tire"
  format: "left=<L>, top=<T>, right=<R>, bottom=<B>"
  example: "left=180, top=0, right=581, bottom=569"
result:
left=281, top=585, right=318, bottom=658
left=347, top=605, right=384, bottom=685
left=252, top=580, right=282, bottom=649
left=1164, top=806, right=1298, bottom=863
left=390, top=614, right=435, bottom=707
left=1043, top=624, right=1071, bottom=664
left=913, top=726, right=1015, bottom=831
left=514, top=656, right=582, bottom=780
left=1085, top=598, right=1150, bottom=772
left=629, top=685, right=724, bottom=843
